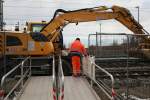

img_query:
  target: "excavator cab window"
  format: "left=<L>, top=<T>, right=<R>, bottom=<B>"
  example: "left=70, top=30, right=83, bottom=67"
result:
left=31, top=24, right=46, bottom=33
left=6, top=36, right=22, bottom=46
left=30, top=23, right=48, bottom=41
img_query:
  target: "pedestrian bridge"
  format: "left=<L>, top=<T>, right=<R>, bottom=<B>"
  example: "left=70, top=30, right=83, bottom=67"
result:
left=0, top=56, right=118, bottom=100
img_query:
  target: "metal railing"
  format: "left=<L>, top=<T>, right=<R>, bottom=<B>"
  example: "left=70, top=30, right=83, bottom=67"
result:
left=52, top=55, right=64, bottom=100
left=0, top=56, right=31, bottom=100
left=52, top=55, right=56, bottom=100
left=83, top=56, right=117, bottom=100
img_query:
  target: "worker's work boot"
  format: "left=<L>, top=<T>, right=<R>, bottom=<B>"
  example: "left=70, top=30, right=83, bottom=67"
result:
left=73, top=74, right=77, bottom=77
left=77, top=73, right=81, bottom=77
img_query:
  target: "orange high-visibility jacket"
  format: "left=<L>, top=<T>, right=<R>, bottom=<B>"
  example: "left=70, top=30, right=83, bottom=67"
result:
left=70, top=40, right=87, bottom=56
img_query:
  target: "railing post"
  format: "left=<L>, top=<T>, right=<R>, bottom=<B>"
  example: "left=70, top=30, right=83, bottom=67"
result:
left=29, top=57, right=31, bottom=76
left=92, top=56, right=96, bottom=81
left=0, top=90, right=4, bottom=100
left=90, top=56, right=96, bottom=87
left=21, top=61, right=24, bottom=89
left=126, top=34, right=129, bottom=100
left=90, top=62, right=93, bottom=87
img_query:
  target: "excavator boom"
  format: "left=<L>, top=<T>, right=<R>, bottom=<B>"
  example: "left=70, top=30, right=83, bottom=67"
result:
left=40, top=5, right=148, bottom=44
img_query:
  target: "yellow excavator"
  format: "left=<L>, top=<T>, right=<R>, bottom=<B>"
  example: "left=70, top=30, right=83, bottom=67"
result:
left=0, top=5, right=150, bottom=57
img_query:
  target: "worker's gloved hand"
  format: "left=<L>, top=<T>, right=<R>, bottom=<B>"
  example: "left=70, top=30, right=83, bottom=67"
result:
left=84, top=54, right=88, bottom=57
left=84, top=52, right=89, bottom=57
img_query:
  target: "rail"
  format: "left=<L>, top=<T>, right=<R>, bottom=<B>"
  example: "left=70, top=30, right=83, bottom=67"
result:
left=0, top=56, right=31, bottom=100
left=83, top=56, right=116, bottom=100
left=52, top=55, right=64, bottom=100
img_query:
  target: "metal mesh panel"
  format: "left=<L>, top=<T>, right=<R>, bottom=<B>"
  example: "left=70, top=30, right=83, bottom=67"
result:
left=88, top=33, right=150, bottom=99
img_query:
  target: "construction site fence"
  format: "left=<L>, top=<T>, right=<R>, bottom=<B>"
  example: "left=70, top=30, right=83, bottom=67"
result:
left=88, top=33, right=150, bottom=100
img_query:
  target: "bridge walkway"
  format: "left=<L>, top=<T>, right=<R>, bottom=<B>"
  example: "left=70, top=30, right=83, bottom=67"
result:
left=19, top=76, right=100, bottom=100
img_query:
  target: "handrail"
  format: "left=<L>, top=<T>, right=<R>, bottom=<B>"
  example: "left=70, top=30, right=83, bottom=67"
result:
left=1, top=56, right=30, bottom=88
left=59, top=55, right=64, bottom=84
left=85, top=56, right=116, bottom=100
left=58, top=56, right=64, bottom=81
left=52, top=55, right=56, bottom=99
left=0, top=56, right=31, bottom=100
left=52, top=55, right=64, bottom=100
left=52, top=55, right=55, bottom=84
left=1, top=63, right=21, bottom=88
left=58, top=55, right=64, bottom=100
left=93, top=63, right=115, bottom=99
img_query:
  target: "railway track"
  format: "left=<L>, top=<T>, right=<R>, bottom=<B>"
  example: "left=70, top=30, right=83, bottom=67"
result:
left=94, top=58, right=150, bottom=99
left=95, top=58, right=150, bottom=78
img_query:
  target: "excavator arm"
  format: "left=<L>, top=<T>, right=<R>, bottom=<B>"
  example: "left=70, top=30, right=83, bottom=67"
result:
left=39, top=5, right=149, bottom=52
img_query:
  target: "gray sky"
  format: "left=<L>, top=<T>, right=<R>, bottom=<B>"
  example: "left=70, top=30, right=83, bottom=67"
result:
left=3, top=0, right=150, bottom=47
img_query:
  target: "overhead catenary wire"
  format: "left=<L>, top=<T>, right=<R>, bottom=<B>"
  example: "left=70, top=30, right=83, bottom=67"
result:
left=3, top=0, right=150, bottom=10
left=2, top=1, right=150, bottom=30
left=3, top=5, right=150, bottom=12
left=4, top=0, right=93, bottom=4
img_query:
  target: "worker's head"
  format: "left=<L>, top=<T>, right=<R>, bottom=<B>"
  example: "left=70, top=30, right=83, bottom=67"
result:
left=76, top=38, right=80, bottom=41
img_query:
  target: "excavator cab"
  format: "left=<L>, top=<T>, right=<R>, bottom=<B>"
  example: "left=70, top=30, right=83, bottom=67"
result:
left=26, top=21, right=47, bottom=33
left=26, top=21, right=64, bottom=51
left=0, top=21, right=55, bottom=56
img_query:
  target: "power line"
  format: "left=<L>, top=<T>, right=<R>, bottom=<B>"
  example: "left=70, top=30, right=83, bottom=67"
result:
left=4, top=0, right=150, bottom=9
left=4, top=0, right=93, bottom=5
left=4, top=15, right=52, bottom=17
left=4, top=18, right=50, bottom=21
left=4, top=0, right=56, bottom=3
left=4, top=0, right=92, bottom=3
left=3, top=5, right=150, bottom=11
left=4, top=5, right=57, bottom=8
left=3, top=0, right=150, bottom=9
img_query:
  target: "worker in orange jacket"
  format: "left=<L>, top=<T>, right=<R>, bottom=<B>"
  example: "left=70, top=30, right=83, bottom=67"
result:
left=69, top=38, right=87, bottom=76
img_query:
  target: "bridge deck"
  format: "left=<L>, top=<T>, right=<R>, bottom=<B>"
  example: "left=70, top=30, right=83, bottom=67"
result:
left=19, top=76, right=100, bottom=100
left=19, top=76, right=52, bottom=100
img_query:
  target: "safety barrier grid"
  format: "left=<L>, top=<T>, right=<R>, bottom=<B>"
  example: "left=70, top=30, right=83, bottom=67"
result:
left=83, top=56, right=117, bottom=100
left=52, top=55, right=64, bottom=100
left=88, top=33, right=150, bottom=58
left=88, top=33, right=150, bottom=99
left=0, top=56, right=31, bottom=100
